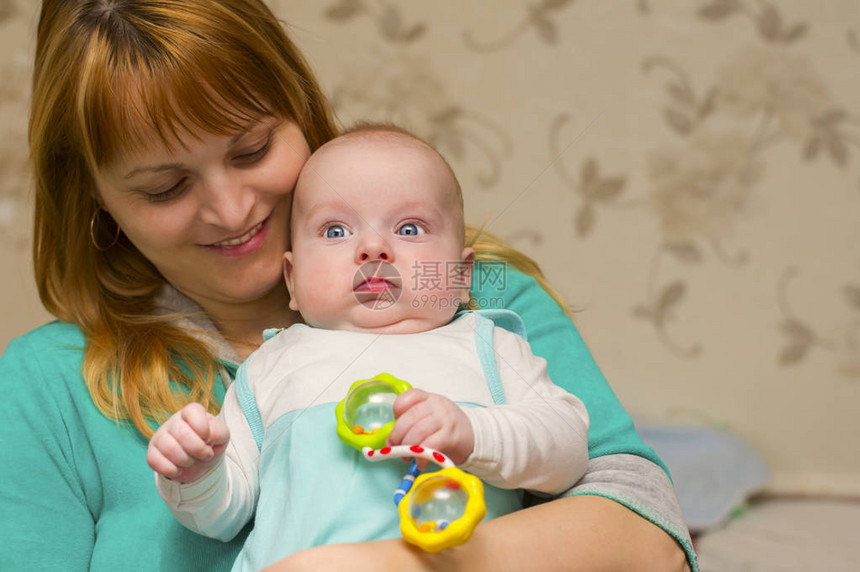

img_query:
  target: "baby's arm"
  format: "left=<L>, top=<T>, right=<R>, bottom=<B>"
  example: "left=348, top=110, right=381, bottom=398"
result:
left=387, top=389, right=475, bottom=466
left=147, top=384, right=261, bottom=541
left=387, top=326, right=588, bottom=495
left=460, top=327, right=590, bottom=495
left=147, top=402, right=229, bottom=483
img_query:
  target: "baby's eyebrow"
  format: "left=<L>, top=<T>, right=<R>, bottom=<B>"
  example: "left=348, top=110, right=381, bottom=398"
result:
left=296, top=204, right=343, bottom=234
left=303, top=198, right=351, bottom=220
left=389, top=201, right=444, bottom=220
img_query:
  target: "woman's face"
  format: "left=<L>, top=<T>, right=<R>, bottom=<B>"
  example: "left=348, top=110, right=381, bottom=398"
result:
left=94, top=117, right=310, bottom=310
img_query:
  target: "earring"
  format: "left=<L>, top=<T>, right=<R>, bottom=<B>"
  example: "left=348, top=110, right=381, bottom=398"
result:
left=89, top=208, right=121, bottom=251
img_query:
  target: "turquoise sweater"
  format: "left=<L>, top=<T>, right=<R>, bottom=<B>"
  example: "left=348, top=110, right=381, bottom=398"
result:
left=0, top=265, right=666, bottom=571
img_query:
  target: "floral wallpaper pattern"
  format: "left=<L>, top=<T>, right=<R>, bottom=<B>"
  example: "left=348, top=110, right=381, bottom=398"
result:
left=316, top=0, right=860, bottom=380
left=330, top=51, right=513, bottom=189
left=0, top=0, right=15, bottom=23
left=1, top=1, right=858, bottom=490
left=0, top=1, right=30, bottom=249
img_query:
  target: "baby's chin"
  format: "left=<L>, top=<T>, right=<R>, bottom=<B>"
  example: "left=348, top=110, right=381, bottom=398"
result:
left=313, top=311, right=456, bottom=335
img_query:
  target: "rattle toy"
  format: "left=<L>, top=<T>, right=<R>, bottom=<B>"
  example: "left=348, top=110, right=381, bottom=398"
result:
left=335, top=373, right=411, bottom=450
left=335, top=373, right=486, bottom=552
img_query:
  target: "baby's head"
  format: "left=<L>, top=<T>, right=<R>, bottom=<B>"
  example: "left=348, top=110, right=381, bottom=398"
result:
left=284, top=125, right=475, bottom=334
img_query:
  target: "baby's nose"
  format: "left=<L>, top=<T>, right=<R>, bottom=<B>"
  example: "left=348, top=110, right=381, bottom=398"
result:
left=360, top=250, right=389, bottom=261
left=356, top=235, right=393, bottom=263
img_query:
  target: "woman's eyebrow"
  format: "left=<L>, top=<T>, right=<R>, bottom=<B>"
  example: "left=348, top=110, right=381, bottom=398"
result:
left=229, top=119, right=266, bottom=145
left=123, top=121, right=269, bottom=179
left=124, top=162, right=184, bottom=179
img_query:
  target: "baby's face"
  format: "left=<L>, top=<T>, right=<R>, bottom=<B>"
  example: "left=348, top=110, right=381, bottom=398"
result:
left=284, top=135, right=474, bottom=334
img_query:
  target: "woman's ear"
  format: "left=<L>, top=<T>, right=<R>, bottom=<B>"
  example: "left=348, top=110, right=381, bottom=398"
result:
left=90, top=184, right=106, bottom=210
left=283, top=251, right=299, bottom=312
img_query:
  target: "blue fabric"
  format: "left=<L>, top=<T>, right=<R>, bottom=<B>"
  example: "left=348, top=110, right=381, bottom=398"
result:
left=262, top=328, right=283, bottom=342
left=0, top=322, right=247, bottom=572
left=234, top=363, right=265, bottom=451
left=636, top=422, right=768, bottom=532
left=472, top=313, right=506, bottom=406
left=233, top=404, right=523, bottom=571
left=469, top=308, right=529, bottom=340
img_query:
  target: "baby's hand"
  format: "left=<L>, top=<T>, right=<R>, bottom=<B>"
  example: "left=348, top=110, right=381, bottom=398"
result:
left=146, top=402, right=230, bottom=483
left=387, top=389, right=474, bottom=466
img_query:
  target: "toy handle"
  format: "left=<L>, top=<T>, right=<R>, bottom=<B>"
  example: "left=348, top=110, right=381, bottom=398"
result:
left=361, top=445, right=456, bottom=469
left=364, top=445, right=485, bottom=553
left=394, top=461, right=421, bottom=506
left=363, top=445, right=457, bottom=509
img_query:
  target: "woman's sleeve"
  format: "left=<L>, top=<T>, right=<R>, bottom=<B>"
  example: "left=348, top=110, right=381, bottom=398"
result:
left=0, top=331, right=95, bottom=571
left=471, top=262, right=698, bottom=569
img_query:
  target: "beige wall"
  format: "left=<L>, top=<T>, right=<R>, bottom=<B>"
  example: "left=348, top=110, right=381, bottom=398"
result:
left=2, top=1, right=858, bottom=494
left=1, top=1, right=52, bottom=351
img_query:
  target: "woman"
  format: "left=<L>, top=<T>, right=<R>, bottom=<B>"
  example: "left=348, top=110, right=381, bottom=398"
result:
left=0, top=1, right=695, bottom=570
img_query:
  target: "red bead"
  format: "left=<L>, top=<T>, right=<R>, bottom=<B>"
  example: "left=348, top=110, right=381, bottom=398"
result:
left=433, top=452, right=445, bottom=463
left=410, top=445, right=424, bottom=453
left=380, top=447, right=392, bottom=455
left=367, top=450, right=375, bottom=457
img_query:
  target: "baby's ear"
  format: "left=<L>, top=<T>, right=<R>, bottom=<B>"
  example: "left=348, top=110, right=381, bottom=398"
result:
left=283, top=251, right=299, bottom=312
left=459, top=247, right=476, bottom=297
left=462, top=247, right=476, bottom=264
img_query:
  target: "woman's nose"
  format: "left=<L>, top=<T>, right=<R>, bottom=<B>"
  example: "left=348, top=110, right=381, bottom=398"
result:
left=355, top=234, right=393, bottom=263
left=199, top=173, right=254, bottom=229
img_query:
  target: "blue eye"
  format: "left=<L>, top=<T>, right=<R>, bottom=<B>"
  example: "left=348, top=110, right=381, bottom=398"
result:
left=397, top=223, right=424, bottom=236
left=325, top=225, right=351, bottom=239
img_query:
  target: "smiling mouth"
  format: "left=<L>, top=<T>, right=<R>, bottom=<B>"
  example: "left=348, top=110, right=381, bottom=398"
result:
left=212, top=221, right=265, bottom=247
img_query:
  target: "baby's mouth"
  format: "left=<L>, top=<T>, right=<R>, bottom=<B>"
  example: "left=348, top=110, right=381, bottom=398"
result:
left=353, top=261, right=403, bottom=306
left=354, top=277, right=399, bottom=292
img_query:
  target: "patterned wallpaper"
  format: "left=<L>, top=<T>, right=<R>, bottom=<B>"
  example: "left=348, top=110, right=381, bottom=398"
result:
left=1, top=1, right=858, bottom=493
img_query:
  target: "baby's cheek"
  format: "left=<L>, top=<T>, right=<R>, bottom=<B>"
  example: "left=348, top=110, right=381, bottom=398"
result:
left=293, top=267, right=341, bottom=312
left=401, top=287, right=464, bottom=324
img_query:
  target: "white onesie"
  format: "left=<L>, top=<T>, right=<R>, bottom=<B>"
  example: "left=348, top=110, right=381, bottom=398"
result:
left=157, top=311, right=589, bottom=571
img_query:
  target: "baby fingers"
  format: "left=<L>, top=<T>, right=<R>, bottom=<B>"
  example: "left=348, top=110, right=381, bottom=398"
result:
left=166, top=416, right=217, bottom=462
left=180, top=402, right=215, bottom=442
left=146, top=440, right=181, bottom=479
left=147, top=432, right=195, bottom=479
left=206, top=414, right=230, bottom=452
left=394, top=415, right=442, bottom=449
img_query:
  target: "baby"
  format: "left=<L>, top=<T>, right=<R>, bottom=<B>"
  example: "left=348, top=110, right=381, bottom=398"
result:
left=148, top=125, right=589, bottom=571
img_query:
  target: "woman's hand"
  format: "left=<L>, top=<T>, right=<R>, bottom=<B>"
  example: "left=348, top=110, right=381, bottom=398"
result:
left=387, top=388, right=474, bottom=466
left=146, top=402, right=230, bottom=483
